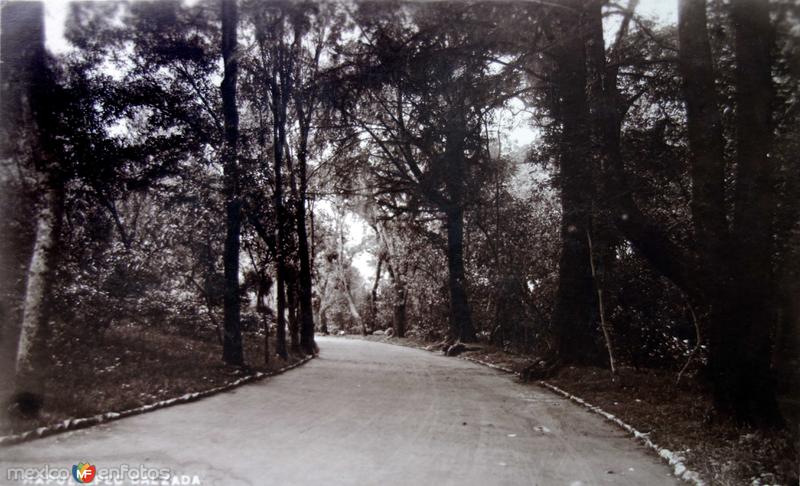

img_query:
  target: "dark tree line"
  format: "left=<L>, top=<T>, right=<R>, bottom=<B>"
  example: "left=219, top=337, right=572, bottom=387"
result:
left=1, top=0, right=797, bottom=428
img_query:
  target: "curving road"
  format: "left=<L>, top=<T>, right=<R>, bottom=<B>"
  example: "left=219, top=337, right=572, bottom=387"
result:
left=1, top=337, right=677, bottom=486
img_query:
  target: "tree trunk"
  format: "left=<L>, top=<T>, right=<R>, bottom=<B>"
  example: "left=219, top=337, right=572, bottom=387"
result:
left=220, top=0, right=243, bottom=366
left=15, top=181, right=63, bottom=409
left=270, top=31, right=290, bottom=360
left=378, top=227, right=407, bottom=338
left=5, top=2, right=61, bottom=414
left=296, top=204, right=315, bottom=353
left=678, top=0, right=728, bottom=272
left=710, top=0, right=781, bottom=425
left=291, top=22, right=317, bottom=350
left=346, top=288, right=365, bottom=336
left=445, top=207, right=476, bottom=342
left=583, top=2, right=698, bottom=299
left=549, top=14, right=599, bottom=365
left=339, top=228, right=365, bottom=335
left=369, top=255, right=384, bottom=332
left=286, top=269, right=300, bottom=351
left=275, top=269, right=288, bottom=359
left=319, top=309, right=329, bottom=335
left=295, top=141, right=316, bottom=354
left=273, top=151, right=288, bottom=360
left=255, top=271, right=270, bottom=365
left=584, top=0, right=783, bottom=424
left=392, top=280, right=407, bottom=339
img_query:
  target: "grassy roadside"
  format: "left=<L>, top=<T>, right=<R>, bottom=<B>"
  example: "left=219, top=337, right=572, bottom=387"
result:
left=1, top=325, right=308, bottom=437
left=350, top=333, right=798, bottom=486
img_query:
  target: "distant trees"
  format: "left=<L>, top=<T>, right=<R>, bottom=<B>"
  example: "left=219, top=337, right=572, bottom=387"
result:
left=241, top=1, right=339, bottom=356
left=336, top=3, right=525, bottom=343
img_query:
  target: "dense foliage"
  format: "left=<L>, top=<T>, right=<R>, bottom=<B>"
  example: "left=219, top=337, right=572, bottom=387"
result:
left=1, top=0, right=797, bottom=430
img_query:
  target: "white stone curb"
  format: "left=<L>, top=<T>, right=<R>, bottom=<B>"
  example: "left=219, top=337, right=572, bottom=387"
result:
left=0, top=354, right=315, bottom=447
left=460, top=355, right=705, bottom=486
left=539, top=381, right=705, bottom=485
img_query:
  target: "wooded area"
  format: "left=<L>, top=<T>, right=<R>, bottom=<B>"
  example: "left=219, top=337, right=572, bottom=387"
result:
left=1, top=0, right=798, bottom=451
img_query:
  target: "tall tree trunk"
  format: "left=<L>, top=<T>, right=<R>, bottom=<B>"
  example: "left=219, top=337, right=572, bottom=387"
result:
left=296, top=196, right=315, bottom=352
left=441, top=95, right=476, bottom=343
left=675, top=3, right=731, bottom=408
left=272, top=136, right=288, bottom=360
left=4, top=1, right=63, bottom=414
left=295, top=128, right=316, bottom=355
left=549, top=13, right=599, bottom=365
left=445, top=207, right=476, bottom=342
left=289, top=126, right=316, bottom=354
left=585, top=0, right=782, bottom=423
left=270, top=30, right=291, bottom=360
left=220, top=0, right=243, bottom=366
left=584, top=1, right=697, bottom=299
left=15, top=181, right=63, bottom=411
left=714, top=0, right=782, bottom=425
left=678, top=0, right=728, bottom=270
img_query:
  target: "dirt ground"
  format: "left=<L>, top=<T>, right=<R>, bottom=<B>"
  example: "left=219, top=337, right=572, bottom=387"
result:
left=1, top=324, right=306, bottom=436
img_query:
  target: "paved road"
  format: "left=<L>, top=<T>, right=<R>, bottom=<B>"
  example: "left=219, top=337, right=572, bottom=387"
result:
left=1, top=337, right=677, bottom=486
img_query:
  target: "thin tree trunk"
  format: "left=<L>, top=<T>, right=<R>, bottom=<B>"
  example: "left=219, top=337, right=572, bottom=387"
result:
left=258, top=275, right=270, bottom=365
left=377, top=227, right=407, bottom=338
left=369, top=254, right=384, bottom=332
left=319, top=306, right=329, bottom=335
left=286, top=269, right=300, bottom=351
left=273, top=135, right=288, bottom=360
left=220, top=0, right=243, bottom=366
left=188, top=275, right=222, bottom=345
left=275, top=270, right=288, bottom=359
left=336, top=217, right=364, bottom=334
left=586, top=230, right=616, bottom=374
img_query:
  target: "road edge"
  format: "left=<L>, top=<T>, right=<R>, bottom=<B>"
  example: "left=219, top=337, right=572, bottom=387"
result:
left=326, top=336, right=709, bottom=485
left=0, top=354, right=315, bottom=447
left=458, top=355, right=705, bottom=486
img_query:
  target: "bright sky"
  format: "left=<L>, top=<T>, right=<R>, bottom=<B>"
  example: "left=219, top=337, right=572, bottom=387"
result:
left=45, top=0, right=678, bottom=56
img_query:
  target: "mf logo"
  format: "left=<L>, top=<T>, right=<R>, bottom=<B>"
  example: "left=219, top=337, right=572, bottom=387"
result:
left=72, top=463, right=96, bottom=483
